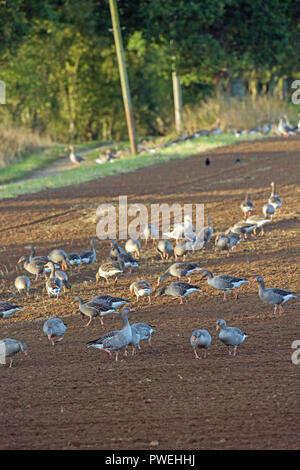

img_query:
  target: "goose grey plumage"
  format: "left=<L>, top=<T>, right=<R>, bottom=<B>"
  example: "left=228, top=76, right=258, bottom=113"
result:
left=215, top=234, right=242, bottom=257
left=216, top=319, right=247, bottom=356
left=157, top=262, right=202, bottom=285
left=48, top=248, right=70, bottom=271
left=55, top=270, right=72, bottom=292
left=200, top=270, right=248, bottom=300
left=43, top=318, right=67, bottom=345
left=90, top=294, right=129, bottom=310
left=0, top=300, right=23, bottom=319
left=130, top=280, right=151, bottom=304
left=86, top=307, right=132, bottom=361
left=254, top=275, right=297, bottom=314
left=96, top=262, right=123, bottom=284
left=174, top=240, right=189, bottom=261
left=75, top=295, right=116, bottom=327
left=225, top=221, right=256, bottom=239
left=240, top=194, right=254, bottom=218
left=154, top=281, right=200, bottom=304
left=190, top=329, right=212, bottom=359
left=143, top=223, right=158, bottom=245
left=131, top=323, right=155, bottom=349
left=156, top=239, right=172, bottom=260
left=68, top=253, right=82, bottom=269
left=14, top=275, right=31, bottom=296
left=109, top=241, right=127, bottom=261
left=80, top=237, right=98, bottom=265
left=268, top=182, right=282, bottom=211
left=246, top=215, right=272, bottom=236
left=262, top=203, right=275, bottom=220
left=0, top=338, right=28, bottom=367
left=67, top=145, right=84, bottom=166
left=117, top=252, right=138, bottom=271
left=125, top=238, right=141, bottom=258
left=186, top=217, right=214, bottom=251
left=17, top=255, right=44, bottom=280
left=44, top=261, right=63, bottom=299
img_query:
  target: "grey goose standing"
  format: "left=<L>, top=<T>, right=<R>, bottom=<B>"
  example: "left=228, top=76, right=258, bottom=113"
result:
left=254, top=275, right=297, bottom=314
left=240, top=194, right=254, bottom=219
left=0, top=339, right=28, bottom=367
left=87, top=307, right=132, bottom=361
left=268, top=182, right=282, bottom=211
left=215, top=233, right=242, bottom=257
left=154, top=281, right=200, bottom=304
left=75, top=295, right=116, bottom=327
left=190, top=329, right=212, bottom=359
left=216, top=319, right=247, bottom=355
left=157, top=262, right=202, bottom=285
left=130, top=280, right=152, bottom=304
left=200, top=270, right=248, bottom=300
left=80, top=237, right=98, bottom=265
left=156, top=239, right=172, bottom=260
left=14, top=275, right=31, bottom=296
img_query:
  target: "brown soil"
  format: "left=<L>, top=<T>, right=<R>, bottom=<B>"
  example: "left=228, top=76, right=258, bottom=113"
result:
left=0, top=136, right=300, bottom=450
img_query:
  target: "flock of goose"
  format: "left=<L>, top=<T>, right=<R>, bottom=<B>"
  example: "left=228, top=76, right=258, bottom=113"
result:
left=0, top=181, right=297, bottom=367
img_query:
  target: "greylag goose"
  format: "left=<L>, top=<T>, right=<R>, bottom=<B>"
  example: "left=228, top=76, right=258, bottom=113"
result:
left=215, top=234, right=242, bottom=257
left=143, top=223, right=158, bottom=245
left=17, top=255, right=44, bottom=280
left=0, top=300, right=23, bottom=319
left=14, top=275, right=31, bottom=296
left=68, top=253, right=82, bottom=270
left=109, top=241, right=126, bottom=261
left=131, top=323, right=155, bottom=349
left=96, top=149, right=115, bottom=164
left=154, top=281, right=200, bottom=304
left=25, top=244, right=52, bottom=268
left=225, top=221, right=256, bottom=238
left=96, top=262, right=123, bottom=284
left=190, top=329, right=211, bottom=359
left=174, top=240, right=189, bottom=261
left=254, top=276, right=297, bottom=314
left=44, top=261, right=63, bottom=299
left=75, top=295, right=116, bottom=327
left=80, top=237, right=98, bottom=265
left=186, top=217, right=214, bottom=251
left=246, top=215, right=271, bottom=236
left=43, top=318, right=67, bottom=345
left=157, top=262, right=202, bottom=285
left=129, top=280, right=151, bottom=304
left=0, top=339, right=28, bottom=367
left=117, top=252, right=138, bottom=271
left=240, top=194, right=254, bottom=219
left=262, top=203, right=275, bottom=220
left=48, top=248, right=70, bottom=271
left=55, top=270, right=72, bottom=292
left=86, top=307, right=132, bottom=361
left=216, top=319, right=247, bottom=356
left=200, top=270, right=248, bottom=300
left=125, top=238, right=141, bottom=258
left=268, top=182, right=282, bottom=211
left=90, top=294, right=129, bottom=309
left=156, top=239, right=172, bottom=260
left=67, top=145, right=84, bottom=166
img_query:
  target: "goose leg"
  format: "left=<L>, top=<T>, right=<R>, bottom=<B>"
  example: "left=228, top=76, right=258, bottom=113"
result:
left=279, top=304, right=284, bottom=314
left=193, top=348, right=200, bottom=359
left=148, top=295, right=151, bottom=304
left=103, top=349, right=112, bottom=360
left=84, top=318, right=92, bottom=327
left=223, top=291, right=227, bottom=300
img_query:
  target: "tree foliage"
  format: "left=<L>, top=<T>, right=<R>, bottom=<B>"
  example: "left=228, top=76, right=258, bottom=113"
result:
left=0, top=0, right=299, bottom=141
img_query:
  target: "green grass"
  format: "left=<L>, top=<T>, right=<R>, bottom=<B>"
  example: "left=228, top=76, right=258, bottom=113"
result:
left=0, top=133, right=268, bottom=200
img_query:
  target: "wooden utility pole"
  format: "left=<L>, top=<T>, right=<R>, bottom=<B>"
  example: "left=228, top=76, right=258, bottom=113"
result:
left=171, top=51, right=183, bottom=134
left=109, top=0, right=137, bottom=155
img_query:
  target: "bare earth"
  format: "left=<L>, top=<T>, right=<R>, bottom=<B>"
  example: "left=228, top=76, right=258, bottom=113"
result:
left=0, top=136, right=300, bottom=450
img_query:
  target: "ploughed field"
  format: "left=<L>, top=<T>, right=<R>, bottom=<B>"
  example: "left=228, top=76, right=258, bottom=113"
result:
left=0, top=136, right=300, bottom=450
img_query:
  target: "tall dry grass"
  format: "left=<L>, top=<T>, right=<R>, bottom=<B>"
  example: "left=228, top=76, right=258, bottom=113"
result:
left=182, top=95, right=300, bottom=134
left=0, top=126, right=52, bottom=167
